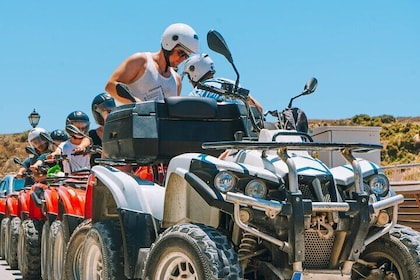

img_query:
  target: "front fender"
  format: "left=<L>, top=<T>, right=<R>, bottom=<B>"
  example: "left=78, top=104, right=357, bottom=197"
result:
left=57, top=185, right=86, bottom=218
left=162, top=153, right=231, bottom=229
left=6, top=195, right=19, bottom=217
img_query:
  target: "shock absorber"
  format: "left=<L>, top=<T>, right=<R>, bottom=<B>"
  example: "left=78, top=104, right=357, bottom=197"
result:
left=238, top=232, right=258, bottom=271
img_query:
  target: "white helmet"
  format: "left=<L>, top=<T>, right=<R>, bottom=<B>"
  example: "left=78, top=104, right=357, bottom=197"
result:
left=183, top=53, right=216, bottom=83
left=28, top=127, right=48, bottom=149
left=161, top=23, right=199, bottom=54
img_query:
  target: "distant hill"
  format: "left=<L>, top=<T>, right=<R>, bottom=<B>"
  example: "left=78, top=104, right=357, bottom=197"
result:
left=1, top=114, right=420, bottom=177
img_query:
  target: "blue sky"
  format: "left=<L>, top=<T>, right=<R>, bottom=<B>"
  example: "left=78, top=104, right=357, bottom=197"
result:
left=1, top=1, right=419, bottom=134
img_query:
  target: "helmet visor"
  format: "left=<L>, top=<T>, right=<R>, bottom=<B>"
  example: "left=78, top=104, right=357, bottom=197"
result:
left=30, top=136, right=46, bottom=150
left=70, top=122, right=89, bottom=134
left=95, top=99, right=116, bottom=114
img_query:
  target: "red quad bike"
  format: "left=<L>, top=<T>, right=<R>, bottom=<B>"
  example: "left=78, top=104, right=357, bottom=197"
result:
left=36, top=128, right=99, bottom=280
left=3, top=187, right=22, bottom=270
left=79, top=30, right=420, bottom=280
left=2, top=156, right=43, bottom=272
left=0, top=174, right=25, bottom=259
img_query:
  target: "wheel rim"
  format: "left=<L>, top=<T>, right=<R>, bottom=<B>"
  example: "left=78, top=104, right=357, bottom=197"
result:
left=155, top=251, right=198, bottom=280
left=84, top=242, right=103, bottom=279
left=54, top=229, right=65, bottom=280
left=71, top=238, right=84, bottom=280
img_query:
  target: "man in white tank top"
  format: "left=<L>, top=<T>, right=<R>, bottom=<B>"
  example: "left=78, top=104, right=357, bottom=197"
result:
left=105, top=23, right=199, bottom=104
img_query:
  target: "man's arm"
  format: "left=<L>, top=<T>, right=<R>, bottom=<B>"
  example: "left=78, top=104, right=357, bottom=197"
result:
left=105, top=53, right=147, bottom=103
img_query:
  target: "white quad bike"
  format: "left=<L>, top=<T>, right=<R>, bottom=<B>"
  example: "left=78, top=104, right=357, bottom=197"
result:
left=81, top=30, right=420, bottom=280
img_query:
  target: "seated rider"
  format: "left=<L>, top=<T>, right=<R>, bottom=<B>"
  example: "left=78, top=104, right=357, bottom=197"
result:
left=183, top=53, right=263, bottom=113
left=30, top=129, right=69, bottom=176
left=17, top=127, right=53, bottom=184
left=89, top=92, right=116, bottom=165
left=47, top=111, right=92, bottom=174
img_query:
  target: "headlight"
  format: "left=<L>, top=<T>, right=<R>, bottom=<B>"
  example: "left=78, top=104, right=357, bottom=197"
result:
left=245, top=179, right=267, bottom=199
left=368, top=174, right=389, bottom=197
left=214, top=171, right=236, bottom=193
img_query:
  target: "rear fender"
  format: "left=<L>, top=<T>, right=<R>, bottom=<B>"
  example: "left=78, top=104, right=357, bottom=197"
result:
left=89, top=165, right=165, bottom=222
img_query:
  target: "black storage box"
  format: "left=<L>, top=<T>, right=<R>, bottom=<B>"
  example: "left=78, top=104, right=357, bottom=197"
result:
left=102, top=97, right=248, bottom=163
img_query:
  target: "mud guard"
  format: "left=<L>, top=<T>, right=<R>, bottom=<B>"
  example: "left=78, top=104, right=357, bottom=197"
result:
left=162, top=153, right=234, bottom=229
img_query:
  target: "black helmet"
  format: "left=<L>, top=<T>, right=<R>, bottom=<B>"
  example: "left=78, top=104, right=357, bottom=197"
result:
left=66, top=111, right=90, bottom=136
left=91, top=92, right=116, bottom=125
left=50, top=129, right=69, bottom=142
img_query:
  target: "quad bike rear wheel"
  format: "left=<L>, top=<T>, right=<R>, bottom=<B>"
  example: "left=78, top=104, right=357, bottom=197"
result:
left=144, top=223, right=242, bottom=280
left=81, top=221, right=126, bottom=280
left=18, top=219, right=42, bottom=279
left=49, top=220, right=70, bottom=280
left=64, top=219, right=91, bottom=280
left=352, top=234, right=419, bottom=280
left=6, top=217, right=20, bottom=269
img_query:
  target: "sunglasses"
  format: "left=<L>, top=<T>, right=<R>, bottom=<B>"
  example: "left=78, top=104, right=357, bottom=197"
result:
left=176, top=49, right=189, bottom=59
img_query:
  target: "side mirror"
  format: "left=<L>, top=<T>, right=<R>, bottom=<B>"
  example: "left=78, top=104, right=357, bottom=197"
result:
left=25, top=146, right=39, bottom=157
left=13, top=157, right=23, bottom=166
left=207, top=30, right=233, bottom=64
left=302, top=77, right=318, bottom=95
left=116, top=83, right=136, bottom=103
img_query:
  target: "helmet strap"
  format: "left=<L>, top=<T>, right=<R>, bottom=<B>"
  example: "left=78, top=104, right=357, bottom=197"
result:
left=163, top=48, right=172, bottom=72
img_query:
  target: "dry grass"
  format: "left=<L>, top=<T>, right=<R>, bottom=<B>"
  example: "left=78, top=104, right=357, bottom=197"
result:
left=0, top=131, right=30, bottom=177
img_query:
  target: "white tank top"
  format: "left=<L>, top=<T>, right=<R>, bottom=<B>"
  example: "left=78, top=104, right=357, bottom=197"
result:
left=127, top=52, right=177, bottom=101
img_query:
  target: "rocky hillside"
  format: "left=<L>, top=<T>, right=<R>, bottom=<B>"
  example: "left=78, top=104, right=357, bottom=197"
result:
left=1, top=114, right=420, bottom=177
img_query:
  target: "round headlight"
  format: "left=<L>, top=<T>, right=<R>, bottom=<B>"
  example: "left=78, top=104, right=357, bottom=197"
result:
left=245, top=179, right=267, bottom=199
left=214, top=171, right=236, bottom=193
left=368, top=174, right=389, bottom=197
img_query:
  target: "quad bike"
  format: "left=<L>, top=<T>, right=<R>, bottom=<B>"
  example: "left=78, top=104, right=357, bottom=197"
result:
left=5, top=154, right=51, bottom=279
left=80, top=30, right=420, bottom=280
left=32, top=128, right=98, bottom=280
left=0, top=174, right=25, bottom=259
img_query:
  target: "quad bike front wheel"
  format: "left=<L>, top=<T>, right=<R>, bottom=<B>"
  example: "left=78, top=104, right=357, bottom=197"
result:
left=81, top=221, right=126, bottom=280
left=352, top=234, right=420, bottom=280
left=144, top=223, right=242, bottom=280
left=64, top=219, right=91, bottom=280
left=41, top=220, right=50, bottom=280
left=6, top=217, right=20, bottom=269
left=0, top=218, right=8, bottom=259
left=50, top=220, right=70, bottom=280
left=17, top=219, right=42, bottom=279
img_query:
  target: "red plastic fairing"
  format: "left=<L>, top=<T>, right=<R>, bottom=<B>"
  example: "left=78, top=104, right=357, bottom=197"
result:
left=43, top=187, right=59, bottom=216
left=6, top=193, right=20, bottom=217
left=0, top=198, right=6, bottom=216
left=57, top=184, right=86, bottom=218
